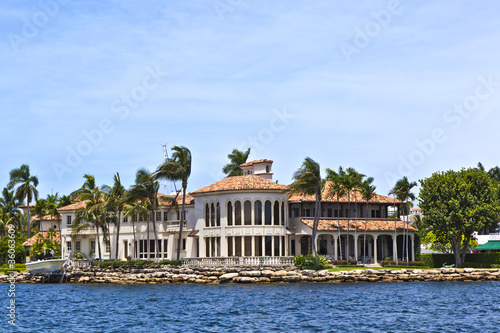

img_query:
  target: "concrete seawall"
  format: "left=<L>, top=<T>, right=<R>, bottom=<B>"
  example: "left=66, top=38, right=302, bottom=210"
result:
left=2, top=266, right=500, bottom=284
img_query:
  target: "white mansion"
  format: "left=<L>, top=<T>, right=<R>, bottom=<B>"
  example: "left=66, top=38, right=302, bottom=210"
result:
left=59, top=160, right=416, bottom=263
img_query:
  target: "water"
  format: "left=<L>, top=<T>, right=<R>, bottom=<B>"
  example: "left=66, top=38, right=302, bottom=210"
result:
left=3, top=282, right=500, bottom=332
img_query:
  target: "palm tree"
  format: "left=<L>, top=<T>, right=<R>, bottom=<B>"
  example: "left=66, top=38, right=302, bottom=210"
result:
left=0, top=211, right=14, bottom=237
left=360, top=177, right=376, bottom=264
left=153, top=145, right=192, bottom=261
left=127, top=169, right=161, bottom=260
left=71, top=174, right=110, bottom=261
left=124, top=201, right=149, bottom=259
left=0, top=188, right=23, bottom=224
left=222, top=148, right=251, bottom=177
left=288, top=157, right=325, bottom=266
left=339, top=167, right=363, bottom=262
left=389, top=176, right=417, bottom=264
left=32, top=198, right=47, bottom=233
left=325, top=167, right=346, bottom=260
left=104, top=173, right=126, bottom=260
left=8, top=164, right=39, bottom=238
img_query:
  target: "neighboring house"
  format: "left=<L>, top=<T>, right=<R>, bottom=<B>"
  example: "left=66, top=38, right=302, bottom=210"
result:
left=59, top=159, right=417, bottom=263
left=21, top=214, right=62, bottom=254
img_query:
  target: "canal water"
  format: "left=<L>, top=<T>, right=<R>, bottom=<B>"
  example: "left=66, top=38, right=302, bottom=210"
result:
left=3, top=281, right=500, bottom=332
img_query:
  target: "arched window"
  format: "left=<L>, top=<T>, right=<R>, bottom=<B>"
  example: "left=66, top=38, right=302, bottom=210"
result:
left=216, top=202, right=221, bottom=226
left=254, top=200, right=262, bottom=225
left=205, top=203, right=209, bottom=227
left=210, top=203, right=215, bottom=227
left=266, top=165, right=270, bottom=173
left=281, top=202, right=285, bottom=225
left=227, top=201, right=233, bottom=226
left=235, top=201, right=242, bottom=225
left=265, top=200, right=272, bottom=225
left=244, top=201, right=252, bottom=225
left=274, top=201, right=280, bottom=225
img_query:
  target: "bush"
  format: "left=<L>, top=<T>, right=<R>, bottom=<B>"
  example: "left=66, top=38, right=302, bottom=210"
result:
left=421, top=253, right=500, bottom=268
left=294, top=255, right=330, bottom=270
left=380, top=260, right=425, bottom=267
left=462, top=262, right=492, bottom=268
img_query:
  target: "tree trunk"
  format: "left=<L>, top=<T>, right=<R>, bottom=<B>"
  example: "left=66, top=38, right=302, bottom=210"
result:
left=452, top=238, right=461, bottom=268
left=346, top=194, right=350, bottom=262
left=115, top=209, right=121, bottom=260
left=312, top=192, right=320, bottom=267
left=337, top=196, right=341, bottom=260
left=364, top=202, right=368, bottom=264
left=176, top=183, right=186, bottom=261
left=27, top=194, right=31, bottom=239
left=151, top=201, right=160, bottom=260
left=96, top=226, right=102, bottom=261
left=132, top=220, right=137, bottom=259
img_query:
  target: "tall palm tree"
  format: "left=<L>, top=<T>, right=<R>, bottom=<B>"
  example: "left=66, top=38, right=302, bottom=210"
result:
left=104, top=173, right=126, bottom=260
left=288, top=157, right=325, bottom=266
left=0, top=188, right=22, bottom=222
left=0, top=211, right=14, bottom=237
left=8, top=164, right=39, bottom=238
left=222, top=148, right=251, bottom=177
left=71, top=174, right=110, bottom=261
left=127, top=169, right=161, bottom=260
left=32, top=198, right=47, bottom=233
left=360, top=177, right=376, bottom=263
left=153, top=145, right=192, bottom=261
left=326, top=167, right=346, bottom=260
left=389, top=176, right=416, bottom=264
left=339, top=167, right=363, bottom=262
left=124, top=201, right=149, bottom=259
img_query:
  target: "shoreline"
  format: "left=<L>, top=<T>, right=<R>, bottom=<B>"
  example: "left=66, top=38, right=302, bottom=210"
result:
left=2, top=266, right=500, bottom=284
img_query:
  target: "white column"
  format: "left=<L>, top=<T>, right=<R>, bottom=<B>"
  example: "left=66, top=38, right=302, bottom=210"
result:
left=271, top=236, right=275, bottom=256
left=354, top=235, right=359, bottom=261
left=393, top=235, right=398, bottom=261
left=334, top=235, right=338, bottom=260
left=251, top=236, right=255, bottom=256
left=374, top=235, right=378, bottom=263
left=410, top=235, right=414, bottom=261
left=232, top=236, right=236, bottom=257
left=242, top=236, right=246, bottom=257
left=208, top=237, right=212, bottom=258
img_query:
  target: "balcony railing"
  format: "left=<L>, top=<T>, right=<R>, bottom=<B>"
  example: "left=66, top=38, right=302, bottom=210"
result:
left=182, top=256, right=295, bottom=267
left=489, top=233, right=500, bottom=241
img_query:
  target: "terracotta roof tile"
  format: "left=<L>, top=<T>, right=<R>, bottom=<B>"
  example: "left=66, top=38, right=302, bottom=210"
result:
left=57, top=201, right=88, bottom=211
left=301, top=218, right=417, bottom=232
left=31, top=214, right=59, bottom=222
left=22, top=231, right=62, bottom=247
left=289, top=181, right=401, bottom=204
left=191, top=175, right=288, bottom=195
left=240, top=159, right=273, bottom=167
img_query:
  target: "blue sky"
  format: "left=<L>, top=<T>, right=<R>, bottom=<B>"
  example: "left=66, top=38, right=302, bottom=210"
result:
left=1, top=0, right=500, bottom=201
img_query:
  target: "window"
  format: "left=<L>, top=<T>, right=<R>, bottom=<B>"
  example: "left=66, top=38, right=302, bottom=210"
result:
left=371, top=210, right=381, bottom=218
left=305, top=208, right=311, bottom=217
left=211, top=203, right=215, bottom=227
left=265, top=201, right=272, bottom=225
left=227, top=202, right=233, bottom=226
left=281, top=202, right=285, bottom=225
left=182, top=239, right=186, bottom=250
left=123, top=216, right=128, bottom=223
left=66, top=215, right=72, bottom=226
left=163, top=239, right=168, bottom=256
left=90, top=241, right=95, bottom=255
left=216, top=202, right=221, bottom=226
left=67, top=241, right=72, bottom=252
left=274, top=201, right=280, bottom=225
left=254, top=200, right=262, bottom=225
left=163, top=211, right=168, bottom=222
left=235, top=201, right=242, bottom=225
left=132, top=214, right=137, bottom=222
left=205, top=203, right=210, bottom=227
left=244, top=201, right=252, bottom=225
left=292, top=207, right=299, bottom=218
left=105, top=241, right=110, bottom=253
left=327, top=208, right=333, bottom=217
left=75, top=241, right=81, bottom=252
left=156, top=212, right=162, bottom=221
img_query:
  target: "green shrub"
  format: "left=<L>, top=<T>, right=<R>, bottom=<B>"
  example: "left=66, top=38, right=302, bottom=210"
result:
left=380, top=260, right=425, bottom=267
left=421, top=253, right=500, bottom=268
left=294, top=255, right=330, bottom=270
left=462, top=262, right=492, bottom=268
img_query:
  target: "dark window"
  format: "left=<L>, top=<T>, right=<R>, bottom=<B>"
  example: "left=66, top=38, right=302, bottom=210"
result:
left=265, top=201, right=272, bottom=225
left=216, top=202, right=221, bottom=226
left=244, top=201, right=252, bottom=225
left=274, top=201, right=280, bottom=225
left=235, top=201, right=242, bottom=225
left=254, top=200, right=262, bottom=225
left=227, top=202, right=233, bottom=226
left=205, top=203, right=210, bottom=227
left=211, top=203, right=215, bottom=227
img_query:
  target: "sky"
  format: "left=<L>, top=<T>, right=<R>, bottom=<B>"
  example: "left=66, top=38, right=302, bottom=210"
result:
left=1, top=0, right=500, bottom=202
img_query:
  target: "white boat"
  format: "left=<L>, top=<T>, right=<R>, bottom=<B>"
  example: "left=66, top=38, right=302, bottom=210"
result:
left=26, top=251, right=71, bottom=274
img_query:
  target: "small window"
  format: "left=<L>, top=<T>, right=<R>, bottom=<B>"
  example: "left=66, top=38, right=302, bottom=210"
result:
left=67, top=241, right=72, bottom=252
left=90, top=241, right=95, bottom=255
left=163, top=211, right=168, bottom=222
left=156, top=212, right=162, bottom=221
left=182, top=239, right=186, bottom=250
left=105, top=241, right=110, bottom=253
left=75, top=241, right=81, bottom=252
left=123, top=216, right=128, bottom=223
left=66, top=215, right=72, bottom=225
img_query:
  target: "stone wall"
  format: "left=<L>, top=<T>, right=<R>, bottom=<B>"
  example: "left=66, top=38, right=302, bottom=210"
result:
left=2, top=266, right=500, bottom=284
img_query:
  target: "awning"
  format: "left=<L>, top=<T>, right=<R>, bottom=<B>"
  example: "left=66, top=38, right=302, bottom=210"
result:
left=475, top=241, right=500, bottom=251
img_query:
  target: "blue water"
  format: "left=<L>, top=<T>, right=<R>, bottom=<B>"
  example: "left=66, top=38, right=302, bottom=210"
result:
left=2, top=282, right=500, bottom=332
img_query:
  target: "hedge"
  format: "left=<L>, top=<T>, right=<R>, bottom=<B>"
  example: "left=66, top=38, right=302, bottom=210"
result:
left=420, top=253, right=500, bottom=268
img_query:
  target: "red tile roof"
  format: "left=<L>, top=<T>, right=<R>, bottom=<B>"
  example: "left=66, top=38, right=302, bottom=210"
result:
left=159, top=193, right=195, bottom=206
left=301, top=218, right=417, bottom=232
left=288, top=181, right=401, bottom=204
left=240, top=159, right=273, bottom=167
left=31, top=214, right=59, bottom=222
left=57, top=200, right=89, bottom=211
left=22, top=231, right=62, bottom=247
left=191, top=175, right=288, bottom=194
left=187, top=230, right=199, bottom=237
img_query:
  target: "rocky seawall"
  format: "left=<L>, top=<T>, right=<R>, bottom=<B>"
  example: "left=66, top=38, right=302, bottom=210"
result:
left=2, top=266, right=500, bottom=284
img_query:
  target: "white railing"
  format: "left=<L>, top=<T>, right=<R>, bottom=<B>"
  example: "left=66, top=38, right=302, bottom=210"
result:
left=489, top=233, right=500, bottom=241
left=182, top=256, right=295, bottom=267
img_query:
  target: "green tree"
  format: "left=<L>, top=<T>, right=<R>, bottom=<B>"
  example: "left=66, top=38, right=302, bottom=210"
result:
left=419, top=168, right=500, bottom=267
left=288, top=157, right=325, bottom=267
left=153, top=146, right=192, bottom=261
left=104, top=173, right=126, bottom=260
left=123, top=201, right=149, bottom=259
left=222, top=148, right=251, bottom=177
left=71, top=174, right=110, bottom=261
left=389, top=176, right=416, bottom=264
left=7, top=164, right=39, bottom=238
left=325, top=167, right=346, bottom=259
left=0, top=188, right=22, bottom=229
left=360, top=177, right=376, bottom=263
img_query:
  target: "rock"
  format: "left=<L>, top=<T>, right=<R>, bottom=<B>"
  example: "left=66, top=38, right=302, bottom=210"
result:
left=220, top=273, right=239, bottom=282
left=240, top=270, right=261, bottom=277
left=234, top=277, right=255, bottom=283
